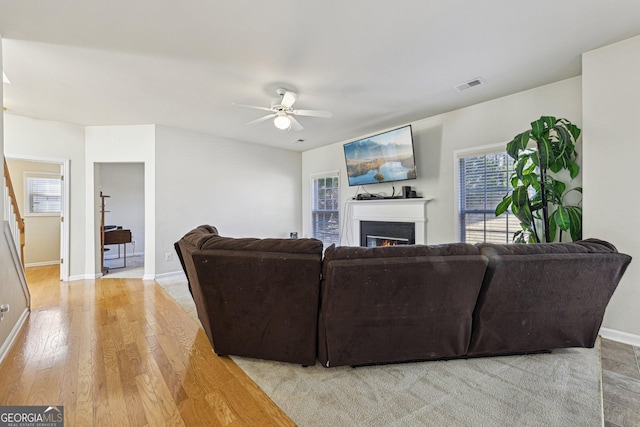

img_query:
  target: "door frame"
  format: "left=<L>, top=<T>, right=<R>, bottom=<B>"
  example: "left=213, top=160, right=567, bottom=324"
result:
left=4, top=154, right=70, bottom=281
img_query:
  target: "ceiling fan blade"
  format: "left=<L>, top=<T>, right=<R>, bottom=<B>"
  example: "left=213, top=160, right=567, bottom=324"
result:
left=232, top=103, right=273, bottom=112
left=246, top=113, right=276, bottom=125
left=280, top=91, right=297, bottom=108
left=288, top=115, right=304, bottom=131
left=292, top=109, right=333, bottom=118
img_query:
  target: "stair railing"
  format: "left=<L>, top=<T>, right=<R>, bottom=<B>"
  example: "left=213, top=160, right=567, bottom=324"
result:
left=3, top=159, right=26, bottom=268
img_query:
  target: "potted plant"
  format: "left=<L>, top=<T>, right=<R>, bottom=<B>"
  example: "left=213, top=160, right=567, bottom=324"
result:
left=495, top=116, right=582, bottom=243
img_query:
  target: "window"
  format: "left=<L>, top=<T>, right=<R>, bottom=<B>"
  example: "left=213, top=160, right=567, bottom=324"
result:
left=458, top=152, right=519, bottom=243
left=311, top=172, right=340, bottom=247
left=25, top=172, right=62, bottom=215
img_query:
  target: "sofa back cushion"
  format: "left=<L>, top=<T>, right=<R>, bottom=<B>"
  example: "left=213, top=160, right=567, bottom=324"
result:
left=468, top=239, right=632, bottom=356
left=200, top=234, right=323, bottom=254
left=319, top=243, right=488, bottom=367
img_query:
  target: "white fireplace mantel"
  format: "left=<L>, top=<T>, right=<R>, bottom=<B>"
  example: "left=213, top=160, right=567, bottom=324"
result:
left=344, top=198, right=432, bottom=246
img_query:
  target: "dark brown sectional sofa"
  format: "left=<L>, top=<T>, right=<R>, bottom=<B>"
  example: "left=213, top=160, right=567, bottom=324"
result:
left=175, top=225, right=631, bottom=368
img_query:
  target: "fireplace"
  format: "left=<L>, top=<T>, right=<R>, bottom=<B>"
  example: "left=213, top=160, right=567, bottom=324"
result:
left=360, top=221, right=415, bottom=247
left=346, top=198, right=431, bottom=246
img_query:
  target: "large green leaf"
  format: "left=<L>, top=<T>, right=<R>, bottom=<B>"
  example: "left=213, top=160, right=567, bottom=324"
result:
left=531, top=116, right=557, bottom=141
left=515, top=156, right=529, bottom=180
left=553, top=125, right=574, bottom=166
left=537, top=135, right=555, bottom=169
left=531, top=152, right=539, bottom=167
left=554, top=123, right=572, bottom=145
left=523, top=158, right=537, bottom=175
left=511, top=186, right=533, bottom=224
left=495, top=194, right=512, bottom=216
left=530, top=118, right=546, bottom=140
left=564, top=122, right=581, bottom=141
left=550, top=180, right=566, bottom=203
left=540, top=116, right=557, bottom=128
left=568, top=160, right=580, bottom=179
left=530, top=179, right=541, bottom=194
left=507, top=131, right=531, bottom=159
left=550, top=159, right=564, bottom=173
left=554, top=206, right=571, bottom=231
left=567, top=206, right=583, bottom=241
left=522, top=173, right=538, bottom=187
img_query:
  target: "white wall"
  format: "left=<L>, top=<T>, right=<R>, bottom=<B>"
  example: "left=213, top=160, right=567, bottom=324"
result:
left=154, top=125, right=302, bottom=275
left=302, top=77, right=583, bottom=244
left=3, top=114, right=86, bottom=278
left=85, top=125, right=156, bottom=279
left=0, top=34, right=30, bottom=363
left=99, top=163, right=145, bottom=258
left=583, top=35, right=640, bottom=337
left=6, top=159, right=60, bottom=265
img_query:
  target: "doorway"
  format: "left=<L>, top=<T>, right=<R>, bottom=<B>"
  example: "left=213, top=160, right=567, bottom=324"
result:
left=97, top=162, right=145, bottom=278
left=4, top=156, right=69, bottom=281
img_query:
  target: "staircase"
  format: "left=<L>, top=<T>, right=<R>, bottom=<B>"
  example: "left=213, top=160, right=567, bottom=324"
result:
left=3, top=159, right=25, bottom=268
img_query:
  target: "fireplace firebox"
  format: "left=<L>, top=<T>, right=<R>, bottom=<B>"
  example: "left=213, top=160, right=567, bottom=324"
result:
left=360, top=221, right=415, bottom=247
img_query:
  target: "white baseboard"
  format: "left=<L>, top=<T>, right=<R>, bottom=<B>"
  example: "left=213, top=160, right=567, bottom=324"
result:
left=25, top=260, right=60, bottom=267
left=67, top=273, right=101, bottom=281
left=67, top=270, right=181, bottom=282
left=599, top=327, right=640, bottom=347
left=0, top=307, right=30, bottom=365
left=154, top=270, right=185, bottom=280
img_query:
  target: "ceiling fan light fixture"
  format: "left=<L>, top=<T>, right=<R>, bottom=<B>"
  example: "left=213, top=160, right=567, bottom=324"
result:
left=274, top=114, right=291, bottom=130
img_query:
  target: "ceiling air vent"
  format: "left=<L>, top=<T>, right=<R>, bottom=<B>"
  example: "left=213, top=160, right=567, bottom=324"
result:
left=454, top=77, right=485, bottom=92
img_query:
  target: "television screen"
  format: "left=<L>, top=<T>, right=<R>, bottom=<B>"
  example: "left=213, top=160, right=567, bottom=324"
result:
left=343, top=125, right=417, bottom=186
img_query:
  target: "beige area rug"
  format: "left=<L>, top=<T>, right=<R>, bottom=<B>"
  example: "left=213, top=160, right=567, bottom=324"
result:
left=156, top=275, right=604, bottom=427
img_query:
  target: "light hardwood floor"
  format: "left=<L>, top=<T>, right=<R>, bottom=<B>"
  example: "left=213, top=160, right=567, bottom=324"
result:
left=0, top=265, right=294, bottom=427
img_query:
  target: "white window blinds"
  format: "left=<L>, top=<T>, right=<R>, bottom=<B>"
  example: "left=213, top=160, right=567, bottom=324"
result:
left=458, top=152, right=519, bottom=243
left=26, top=173, right=62, bottom=214
left=311, top=171, right=340, bottom=248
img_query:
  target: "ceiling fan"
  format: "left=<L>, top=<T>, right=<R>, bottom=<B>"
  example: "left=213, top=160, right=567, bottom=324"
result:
left=233, top=88, right=332, bottom=131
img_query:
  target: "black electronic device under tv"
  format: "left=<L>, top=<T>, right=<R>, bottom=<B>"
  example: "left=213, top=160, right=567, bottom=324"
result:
left=343, top=125, right=417, bottom=186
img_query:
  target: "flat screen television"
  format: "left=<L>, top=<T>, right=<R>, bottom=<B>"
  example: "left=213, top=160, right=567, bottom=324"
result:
left=343, top=125, right=417, bottom=186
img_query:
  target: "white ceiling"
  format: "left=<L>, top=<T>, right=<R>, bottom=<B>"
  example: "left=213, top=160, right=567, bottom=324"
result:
left=1, top=1, right=640, bottom=151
